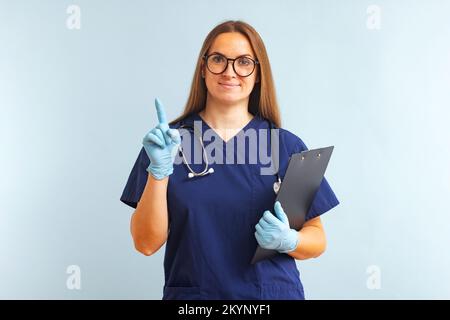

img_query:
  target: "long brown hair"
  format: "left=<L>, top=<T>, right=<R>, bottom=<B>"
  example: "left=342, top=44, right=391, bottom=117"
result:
left=169, top=20, right=281, bottom=128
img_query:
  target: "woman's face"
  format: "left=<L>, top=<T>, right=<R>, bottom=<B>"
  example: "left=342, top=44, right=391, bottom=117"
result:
left=203, top=32, right=259, bottom=106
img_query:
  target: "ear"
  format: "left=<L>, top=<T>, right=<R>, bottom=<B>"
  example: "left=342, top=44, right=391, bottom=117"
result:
left=255, top=69, right=260, bottom=83
left=200, top=61, right=205, bottom=78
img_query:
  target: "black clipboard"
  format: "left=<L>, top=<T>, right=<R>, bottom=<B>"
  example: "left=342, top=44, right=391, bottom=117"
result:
left=251, top=146, right=334, bottom=264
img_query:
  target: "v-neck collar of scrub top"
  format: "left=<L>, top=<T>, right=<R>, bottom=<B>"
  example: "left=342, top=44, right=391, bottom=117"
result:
left=192, top=112, right=261, bottom=145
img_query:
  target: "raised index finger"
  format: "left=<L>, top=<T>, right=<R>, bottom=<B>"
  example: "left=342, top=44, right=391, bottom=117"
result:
left=155, top=98, right=167, bottom=124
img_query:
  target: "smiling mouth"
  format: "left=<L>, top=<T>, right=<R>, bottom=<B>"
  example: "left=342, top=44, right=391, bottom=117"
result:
left=219, top=83, right=240, bottom=88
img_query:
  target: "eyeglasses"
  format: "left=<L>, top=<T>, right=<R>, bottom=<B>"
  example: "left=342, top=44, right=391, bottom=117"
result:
left=203, top=53, right=259, bottom=77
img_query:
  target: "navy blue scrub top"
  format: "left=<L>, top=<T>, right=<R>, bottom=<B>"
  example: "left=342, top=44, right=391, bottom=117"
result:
left=120, top=113, right=339, bottom=300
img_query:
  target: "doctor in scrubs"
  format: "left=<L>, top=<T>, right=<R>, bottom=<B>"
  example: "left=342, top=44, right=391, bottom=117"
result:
left=120, top=20, right=339, bottom=300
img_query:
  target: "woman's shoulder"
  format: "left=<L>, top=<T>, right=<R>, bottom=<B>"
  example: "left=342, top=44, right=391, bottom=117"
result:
left=255, top=115, right=308, bottom=154
left=168, top=112, right=197, bottom=129
left=278, top=126, right=309, bottom=154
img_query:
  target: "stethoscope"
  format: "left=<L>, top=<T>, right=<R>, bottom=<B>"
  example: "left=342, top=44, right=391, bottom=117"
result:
left=177, top=117, right=282, bottom=195
left=178, top=122, right=215, bottom=178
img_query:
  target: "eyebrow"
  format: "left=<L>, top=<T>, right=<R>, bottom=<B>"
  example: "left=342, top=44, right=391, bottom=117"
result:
left=208, top=51, right=255, bottom=59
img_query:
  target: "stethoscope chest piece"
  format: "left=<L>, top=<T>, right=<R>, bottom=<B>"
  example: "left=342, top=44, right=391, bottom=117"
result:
left=273, top=177, right=281, bottom=195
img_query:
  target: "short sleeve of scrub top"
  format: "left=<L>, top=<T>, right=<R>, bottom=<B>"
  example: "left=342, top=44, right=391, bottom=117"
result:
left=119, top=113, right=339, bottom=300
left=120, top=121, right=181, bottom=209
left=120, top=146, right=149, bottom=209
left=283, top=130, right=340, bottom=221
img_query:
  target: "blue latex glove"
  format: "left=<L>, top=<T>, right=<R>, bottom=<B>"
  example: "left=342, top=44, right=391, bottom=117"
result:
left=254, top=201, right=299, bottom=253
left=142, top=98, right=181, bottom=180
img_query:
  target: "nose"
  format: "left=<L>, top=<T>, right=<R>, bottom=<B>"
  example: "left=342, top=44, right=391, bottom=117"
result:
left=222, top=60, right=238, bottom=77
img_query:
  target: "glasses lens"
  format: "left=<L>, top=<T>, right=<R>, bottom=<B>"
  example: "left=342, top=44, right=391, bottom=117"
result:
left=207, top=54, right=227, bottom=74
left=234, top=57, right=255, bottom=77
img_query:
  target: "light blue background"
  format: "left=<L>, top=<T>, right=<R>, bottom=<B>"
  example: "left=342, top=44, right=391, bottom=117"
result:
left=1, top=0, right=449, bottom=299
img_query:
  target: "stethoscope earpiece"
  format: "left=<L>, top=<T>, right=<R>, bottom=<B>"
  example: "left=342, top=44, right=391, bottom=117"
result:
left=188, top=167, right=214, bottom=179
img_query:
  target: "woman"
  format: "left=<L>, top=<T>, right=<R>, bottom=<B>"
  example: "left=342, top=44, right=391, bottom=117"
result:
left=120, top=20, right=339, bottom=300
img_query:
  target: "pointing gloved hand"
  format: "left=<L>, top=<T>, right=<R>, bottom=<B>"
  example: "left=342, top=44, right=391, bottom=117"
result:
left=255, top=201, right=299, bottom=253
left=142, top=98, right=181, bottom=180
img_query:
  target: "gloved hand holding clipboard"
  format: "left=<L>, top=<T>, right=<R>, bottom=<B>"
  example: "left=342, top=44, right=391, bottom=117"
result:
left=251, top=146, right=335, bottom=264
